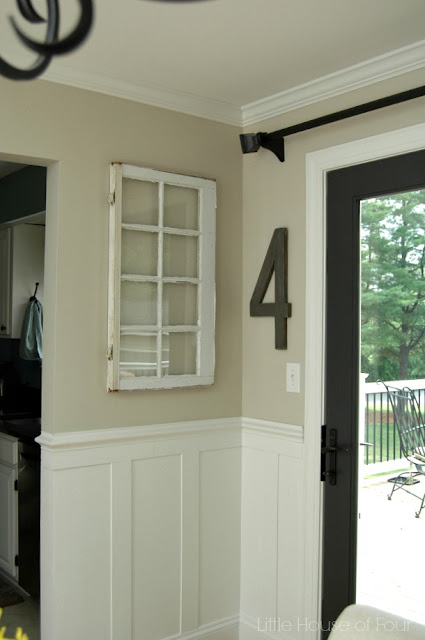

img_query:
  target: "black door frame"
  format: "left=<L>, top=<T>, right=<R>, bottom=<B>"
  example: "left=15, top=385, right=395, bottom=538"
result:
left=322, top=149, right=425, bottom=634
left=303, top=125, right=425, bottom=640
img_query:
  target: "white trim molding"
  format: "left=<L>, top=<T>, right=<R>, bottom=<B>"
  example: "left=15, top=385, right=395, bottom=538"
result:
left=171, top=615, right=240, bottom=640
left=304, top=121, right=425, bottom=640
left=36, top=417, right=242, bottom=451
left=242, top=39, right=425, bottom=126
left=0, top=43, right=240, bottom=126
left=37, top=416, right=301, bottom=452
left=2, top=39, right=423, bottom=128
left=239, top=613, right=293, bottom=640
left=41, top=63, right=242, bottom=126
left=241, top=417, right=303, bottom=442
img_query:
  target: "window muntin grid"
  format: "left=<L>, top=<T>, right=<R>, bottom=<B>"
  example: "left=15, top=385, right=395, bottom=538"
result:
left=108, top=164, right=215, bottom=391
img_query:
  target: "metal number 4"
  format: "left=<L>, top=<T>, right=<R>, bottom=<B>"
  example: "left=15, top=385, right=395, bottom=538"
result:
left=249, top=228, right=292, bottom=349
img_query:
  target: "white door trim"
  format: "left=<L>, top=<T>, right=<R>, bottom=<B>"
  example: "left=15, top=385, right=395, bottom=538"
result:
left=304, top=121, right=425, bottom=638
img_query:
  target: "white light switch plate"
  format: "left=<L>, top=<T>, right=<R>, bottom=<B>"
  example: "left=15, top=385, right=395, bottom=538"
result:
left=286, top=363, right=301, bottom=393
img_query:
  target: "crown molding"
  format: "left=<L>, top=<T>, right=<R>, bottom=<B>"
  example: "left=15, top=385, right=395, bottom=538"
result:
left=0, top=44, right=241, bottom=127
left=4, top=40, right=425, bottom=128
left=41, top=63, right=242, bottom=127
left=241, top=39, right=425, bottom=127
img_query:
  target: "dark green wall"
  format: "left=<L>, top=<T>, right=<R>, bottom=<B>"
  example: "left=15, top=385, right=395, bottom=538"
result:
left=0, top=165, right=46, bottom=224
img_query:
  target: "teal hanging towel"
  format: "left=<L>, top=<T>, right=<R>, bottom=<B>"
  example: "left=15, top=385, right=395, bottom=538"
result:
left=20, top=288, right=43, bottom=361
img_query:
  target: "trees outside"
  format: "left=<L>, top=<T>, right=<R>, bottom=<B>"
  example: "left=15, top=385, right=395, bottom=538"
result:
left=361, top=189, right=425, bottom=382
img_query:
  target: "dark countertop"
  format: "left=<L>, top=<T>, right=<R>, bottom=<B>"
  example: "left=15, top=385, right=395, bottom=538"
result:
left=0, top=413, right=41, bottom=444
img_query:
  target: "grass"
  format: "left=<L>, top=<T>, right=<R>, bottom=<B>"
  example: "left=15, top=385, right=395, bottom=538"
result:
left=364, top=467, right=408, bottom=480
left=363, top=407, right=402, bottom=464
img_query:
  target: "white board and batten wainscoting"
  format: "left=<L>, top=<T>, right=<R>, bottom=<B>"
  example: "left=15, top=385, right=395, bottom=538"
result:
left=37, top=418, right=305, bottom=640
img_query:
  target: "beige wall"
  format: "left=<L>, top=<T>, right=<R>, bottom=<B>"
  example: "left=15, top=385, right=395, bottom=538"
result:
left=3, top=65, right=425, bottom=435
left=242, top=68, right=425, bottom=426
left=0, top=78, right=242, bottom=433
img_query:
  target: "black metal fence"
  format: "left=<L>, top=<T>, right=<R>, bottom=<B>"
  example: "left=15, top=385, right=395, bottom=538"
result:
left=364, top=383, right=425, bottom=465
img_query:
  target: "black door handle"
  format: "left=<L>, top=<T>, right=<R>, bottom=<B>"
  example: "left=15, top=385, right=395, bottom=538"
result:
left=321, top=428, right=349, bottom=485
left=321, top=445, right=348, bottom=454
left=321, top=445, right=350, bottom=454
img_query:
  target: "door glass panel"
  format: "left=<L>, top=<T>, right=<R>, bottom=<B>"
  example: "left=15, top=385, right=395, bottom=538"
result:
left=163, top=332, right=197, bottom=375
left=163, top=283, right=198, bottom=326
left=357, top=188, right=425, bottom=624
left=120, top=333, right=158, bottom=378
left=120, top=281, right=157, bottom=326
left=122, top=178, right=158, bottom=226
left=164, top=185, right=198, bottom=230
left=163, top=234, right=198, bottom=278
left=121, top=230, right=158, bottom=276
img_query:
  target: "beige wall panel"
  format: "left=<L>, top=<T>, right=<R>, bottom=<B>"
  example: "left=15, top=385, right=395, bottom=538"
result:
left=0, top=78, right=242, bottom=433
left=199, top=447, right=241, bottom=625
left=242, top=68, right=425, bottom=425
left=132, top=455, right=182, bottom=640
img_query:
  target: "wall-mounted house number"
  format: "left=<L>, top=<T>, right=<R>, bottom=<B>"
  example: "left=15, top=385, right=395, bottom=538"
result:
left=250, top=227, right=292, bottom=349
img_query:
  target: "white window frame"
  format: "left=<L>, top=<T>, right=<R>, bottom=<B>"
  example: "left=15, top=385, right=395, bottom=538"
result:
left=107, top=163, right=216, bottom=391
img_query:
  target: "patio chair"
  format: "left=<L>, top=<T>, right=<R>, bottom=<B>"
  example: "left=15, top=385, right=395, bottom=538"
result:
left=381, top=383, right=425, bottom=518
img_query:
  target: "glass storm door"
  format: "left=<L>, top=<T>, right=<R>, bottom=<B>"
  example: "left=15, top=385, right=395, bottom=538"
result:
left=322, top=148, right=425, bottom=637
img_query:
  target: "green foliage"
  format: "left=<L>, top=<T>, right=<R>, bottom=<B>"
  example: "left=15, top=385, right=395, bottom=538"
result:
left=361, top=189, right=425, bottom=381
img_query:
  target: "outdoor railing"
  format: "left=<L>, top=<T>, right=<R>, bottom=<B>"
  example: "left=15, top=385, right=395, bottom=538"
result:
left=363, top=378, right=425, bottom=465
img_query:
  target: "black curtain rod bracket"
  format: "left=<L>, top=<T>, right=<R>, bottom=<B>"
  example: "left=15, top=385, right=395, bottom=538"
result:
left=240, top=84, right=425, bottom=162
left=240, top=132, right=285, bottom=162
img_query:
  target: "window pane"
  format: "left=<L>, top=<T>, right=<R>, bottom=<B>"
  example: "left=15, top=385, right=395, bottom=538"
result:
left=163, top=332, right=197, bottom=375
left=122, top=178, right=158, bottom=226
left=120, top=281, right=157, bottom=326
left=120, top=333, right=158, bottom=378
left=163, top=234, right=198, bottom=278
left=163, top=283, right=198, bottom=326
left=164, top=184, right=198, bottom=230
left=121, top=230, right=157, bottom=276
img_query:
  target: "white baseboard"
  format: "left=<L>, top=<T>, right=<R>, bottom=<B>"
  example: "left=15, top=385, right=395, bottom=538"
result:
left=170, top=616, right=240, bottom=640
left=239, top=614, right=294, bottom=640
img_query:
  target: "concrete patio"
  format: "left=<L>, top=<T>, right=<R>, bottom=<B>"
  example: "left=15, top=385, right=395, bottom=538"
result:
left=357, top=466, right=425, bottom=625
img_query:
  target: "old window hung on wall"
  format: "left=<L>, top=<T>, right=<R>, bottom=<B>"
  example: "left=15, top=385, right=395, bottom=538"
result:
left=107, top=163, right=216, bottom=391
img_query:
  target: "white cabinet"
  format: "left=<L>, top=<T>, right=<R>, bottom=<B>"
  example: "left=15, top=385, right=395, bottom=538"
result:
left=0, top=222, right=45, bottom=339
left=0, top=433, right=18, bottom=578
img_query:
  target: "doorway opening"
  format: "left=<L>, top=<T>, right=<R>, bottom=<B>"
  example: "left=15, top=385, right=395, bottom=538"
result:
left=356, top=188, right=425, bottom=624
left=0, top=160, right=47, bottom=640
left=321, top=145, right=425, bottom=634
left=304, top=122, right=425, bottom=640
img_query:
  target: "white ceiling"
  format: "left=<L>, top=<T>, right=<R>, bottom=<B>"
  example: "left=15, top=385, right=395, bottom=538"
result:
left=2, top=0, right=425, bottom=125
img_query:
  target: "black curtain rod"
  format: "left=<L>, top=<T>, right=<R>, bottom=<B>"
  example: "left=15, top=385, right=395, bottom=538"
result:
left=240, top=84, right=425, bottom=162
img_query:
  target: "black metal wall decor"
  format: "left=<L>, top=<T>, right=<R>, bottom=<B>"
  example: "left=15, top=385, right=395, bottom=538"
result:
left=0, top=0, right=206, bottom=81
left=240, top=84, right=425, bottom=163
left=0, top=0, right=94, bottom=80
left=250, top=227, right=291, bottom=349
